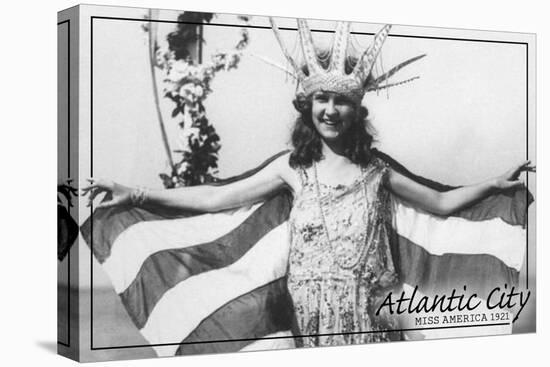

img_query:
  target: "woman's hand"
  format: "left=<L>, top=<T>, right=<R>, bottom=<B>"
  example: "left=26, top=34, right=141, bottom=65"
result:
left=387, top=159, right=536, bottom=216
left=81, top=178, right=133, bottom=208
left=491, top=160, right=536, bottom=190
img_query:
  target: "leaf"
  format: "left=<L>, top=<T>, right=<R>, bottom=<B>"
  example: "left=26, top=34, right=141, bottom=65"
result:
left=159, top=173, right=175, bottom=189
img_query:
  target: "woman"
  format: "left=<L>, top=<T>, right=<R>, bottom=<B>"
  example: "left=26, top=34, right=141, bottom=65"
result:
left=82, top=20, right=534, bottom=347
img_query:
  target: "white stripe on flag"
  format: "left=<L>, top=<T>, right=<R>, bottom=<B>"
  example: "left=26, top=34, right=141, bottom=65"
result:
left=393, top=198, right=525, bottom=271
left=239, top=331, right=295, bottom=351
left=103, top=204, right=262, bottom=293
left=142, top=222, right=290, bottom=357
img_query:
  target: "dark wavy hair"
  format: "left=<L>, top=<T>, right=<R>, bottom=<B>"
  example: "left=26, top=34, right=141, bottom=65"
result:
left=288, top=50, right=376, bottom=168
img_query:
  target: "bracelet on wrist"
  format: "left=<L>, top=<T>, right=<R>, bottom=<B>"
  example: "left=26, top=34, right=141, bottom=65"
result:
left=130, top=186, right=148, bottom=206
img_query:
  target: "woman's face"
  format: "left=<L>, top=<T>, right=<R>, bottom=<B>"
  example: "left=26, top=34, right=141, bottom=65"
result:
left=311, top=91, right=357, bottom=142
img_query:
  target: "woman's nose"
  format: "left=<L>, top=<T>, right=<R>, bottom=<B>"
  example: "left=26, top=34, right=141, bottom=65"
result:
left=324, top=99, right=338, bottom=117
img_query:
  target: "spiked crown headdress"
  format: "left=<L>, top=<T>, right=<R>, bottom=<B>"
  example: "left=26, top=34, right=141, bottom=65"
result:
left=269, top=18, right=425, bottom=104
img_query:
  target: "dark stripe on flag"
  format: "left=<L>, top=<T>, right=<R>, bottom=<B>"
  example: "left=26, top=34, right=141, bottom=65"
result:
left=394, top=233, right=519, bottom=296
left=80, top=150, right=292, bottom=264
left=207, top=150, right=292, bottom=186
left=175, top=277, right=294, bottom=355
left=81, top=205, right=185, bottom=263
left=374, top=149, right=531, bottom=226
left=451, top=189, right=529, bottom=226
left=120, top=193, right=292, bottom=329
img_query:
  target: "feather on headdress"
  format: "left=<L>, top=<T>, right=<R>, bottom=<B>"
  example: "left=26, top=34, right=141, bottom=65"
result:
left=269, top=18, right=426, bottom=104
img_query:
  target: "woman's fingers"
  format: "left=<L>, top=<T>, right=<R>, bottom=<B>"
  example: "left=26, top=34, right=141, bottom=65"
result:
left=82, top=183, right=99, bottom=192
left=84, top=187, right=104, bottom=205
left=508, top=160, right=535, bottom=180
left=81, top=180, right=97, bottom=194
left=513, top=160, right=529, bottom=175
left=524, top=162, right=536, bottom=172
left=516, top=161, right=536, bottom=175
left=83, top=178, right=115, bottom=206
left=83, top=177, right=126, bottom=209
left=84, top=178, right=113, bottom=190
left=86, top=191, right=102, bottom=207
left=88, top=187, right=104, bottom=202
left=87, top=191, right=113, bottom=208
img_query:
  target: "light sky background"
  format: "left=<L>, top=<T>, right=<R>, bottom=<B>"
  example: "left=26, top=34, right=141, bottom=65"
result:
left=88, top=9, right=528, bottom=190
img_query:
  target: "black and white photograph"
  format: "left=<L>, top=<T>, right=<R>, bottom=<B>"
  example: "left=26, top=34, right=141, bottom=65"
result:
left=54, top=3, right=538, bottom=362
left=54, top=2, right=539, bottom=362
left=4, top=0, right=547, bottom=366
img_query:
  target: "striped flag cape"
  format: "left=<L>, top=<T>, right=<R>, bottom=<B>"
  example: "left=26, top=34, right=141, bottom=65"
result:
left=80, top=150, right=531, bottom=357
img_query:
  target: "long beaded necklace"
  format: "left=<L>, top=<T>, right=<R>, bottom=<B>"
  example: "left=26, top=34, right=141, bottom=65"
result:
left=312, top=162, right=372, bottom=270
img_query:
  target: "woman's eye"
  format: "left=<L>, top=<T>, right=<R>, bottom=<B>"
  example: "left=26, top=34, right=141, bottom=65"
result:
left=314, top=96, right=327, bottom=102
left=335, top=97, right=353, bottom=106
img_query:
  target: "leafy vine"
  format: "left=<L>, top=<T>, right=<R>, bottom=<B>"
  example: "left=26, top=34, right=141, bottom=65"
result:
left=144, top=12, right=250, bottom=187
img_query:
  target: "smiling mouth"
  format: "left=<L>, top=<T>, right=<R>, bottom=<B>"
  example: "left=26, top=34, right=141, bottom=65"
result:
left=322, top=120, right=340, bottom=126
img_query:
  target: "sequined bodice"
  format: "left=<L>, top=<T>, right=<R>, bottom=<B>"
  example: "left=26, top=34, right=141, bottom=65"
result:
left=287, top=157, right=400, bottom=346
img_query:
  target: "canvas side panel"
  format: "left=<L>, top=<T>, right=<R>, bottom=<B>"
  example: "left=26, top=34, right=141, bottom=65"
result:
left=57, top=4, right=80, bottom=362
left=517, top=32, right=537, bottom=334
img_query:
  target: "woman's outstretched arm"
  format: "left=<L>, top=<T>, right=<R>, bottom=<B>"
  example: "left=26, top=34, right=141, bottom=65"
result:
left=386, top=160, right=535, bottom=216
left=82, top=153, right=294, bottom=212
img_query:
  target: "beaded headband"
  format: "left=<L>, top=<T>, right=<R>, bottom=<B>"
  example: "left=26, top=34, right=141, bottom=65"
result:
left=269, top=18, right=426, bottom=104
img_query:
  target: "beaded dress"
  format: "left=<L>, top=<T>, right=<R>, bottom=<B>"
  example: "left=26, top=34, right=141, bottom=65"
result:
left=288, top=157, right=401, bottom=347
